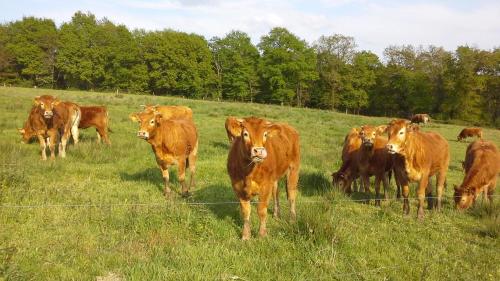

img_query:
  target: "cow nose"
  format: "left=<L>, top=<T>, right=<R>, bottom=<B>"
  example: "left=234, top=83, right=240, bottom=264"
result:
left=251, top=147, right=267, bottom=159
left=386, top=144, right=393, bottom=150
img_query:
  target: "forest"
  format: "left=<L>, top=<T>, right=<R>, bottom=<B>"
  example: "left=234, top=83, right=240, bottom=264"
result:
left=0, top=11, right=498, bottom=126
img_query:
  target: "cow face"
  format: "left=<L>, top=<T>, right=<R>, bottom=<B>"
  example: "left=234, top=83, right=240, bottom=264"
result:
left=386, top=119, right=418, bottom=154
left=131, top=111, right=161, bottom=140
left=18, top=127, right=34, bottom=144
left=34, top=95, right=60, bottom=119
left=226, top=117, right=280, bottom=164
left=359, top=125, right=387, bottom=148
left=454, top=185, right=474, bottom=209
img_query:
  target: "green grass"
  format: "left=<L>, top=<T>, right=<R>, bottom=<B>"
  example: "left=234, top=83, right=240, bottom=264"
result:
left=0, top=87, right=499, bottom=281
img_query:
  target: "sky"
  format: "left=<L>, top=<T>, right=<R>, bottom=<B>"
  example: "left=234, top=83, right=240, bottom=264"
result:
left=1, top=0, right=499, bottom=56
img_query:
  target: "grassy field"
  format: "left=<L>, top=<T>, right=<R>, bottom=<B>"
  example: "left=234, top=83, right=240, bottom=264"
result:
left=0, top=87, right=499, bottom=281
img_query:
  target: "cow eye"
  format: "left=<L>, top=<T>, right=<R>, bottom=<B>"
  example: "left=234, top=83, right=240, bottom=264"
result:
left=243, top=131, right=249, bottom=138
left=150, top=119, right=155, bottom=125
left=264, top=132, right=268, bottom=138
left=399, top=131, right=404, bottom=135
left=40, top=103, right=44, bottom=108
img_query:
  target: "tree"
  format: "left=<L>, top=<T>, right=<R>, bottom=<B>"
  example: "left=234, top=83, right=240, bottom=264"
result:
left=209, top=31, right=260, bottom=102
left=258, top=27, right=317, bottom=106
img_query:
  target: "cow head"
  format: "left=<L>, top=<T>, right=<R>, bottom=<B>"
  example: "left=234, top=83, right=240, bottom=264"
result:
left=139, top=104, right=159, bottom=114
left=359, top=125, right=387, bottom=148
left=131, top=111, right=162, bottom=140
left=34, top=95, right=60, bottom=119
left=386, top=119, right=419, bottom=154
left=453, top=185, right=475, bottom=209
left=226, top=117, right=280, bottom=164
left=18, top=126, right=35, bottom=144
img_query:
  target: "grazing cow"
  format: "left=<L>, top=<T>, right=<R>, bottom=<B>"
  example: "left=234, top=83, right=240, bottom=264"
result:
left=226, top=117, right=300, bottom=240
left=332, top=128, right=361, bottom=193
left=410, top=114, right=430, bottom=125
left=138, top=104, right=193, bottom=120
left=131, top=110, right=198, bottom=197
left=387, top=119, right=449, bottom=219
left=454, top=140, right=499, bottom=209
left=457, top=127, right=483, bottom=142
left=357, top=125, right=393, bottom=205
left=79, top=106, right=111, bottom=144
left=20, top=96, right=80, bottom=159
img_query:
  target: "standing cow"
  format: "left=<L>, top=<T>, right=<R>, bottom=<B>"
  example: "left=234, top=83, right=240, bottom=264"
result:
left=79, top=106, right=111, bottom=144
left=454, top=140, right=499, bottom=209
left=131, top=110, right=198, bottom=197
left=226, top=117, right=300, bottom=240
left=457, top=127, right=483, bottom=142
left=386, top=119, right=449, bottom=219
left=410, top=114, right=430, bottom=125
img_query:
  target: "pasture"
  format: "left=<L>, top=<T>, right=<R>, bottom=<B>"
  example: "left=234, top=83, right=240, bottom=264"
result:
left=0, top=87, right=499, bottom=280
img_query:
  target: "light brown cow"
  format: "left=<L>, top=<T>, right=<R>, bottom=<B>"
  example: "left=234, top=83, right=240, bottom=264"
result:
left=131, top=110, right=198, bottom=197
left=357, top=125, right=393, bottom=205
left=454, top=140, right=499, bottom=209
left=139, top=104, right=193, bottom=120
left=20, top=96, right=80, bottom=159
left=410, top=114, right=430, bottom=125
left=387, top=119, right=449, bottom=219
left=79, top=106, right=111, bottom=144
left=457, top=127, right=483, bottom=142
left=332, top=128, right=361, bottom=193
left=226, top=117, right=300, bottom=240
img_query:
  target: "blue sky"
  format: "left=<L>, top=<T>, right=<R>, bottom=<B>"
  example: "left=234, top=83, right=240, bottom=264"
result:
left=1, top=0, right=499, bottom=56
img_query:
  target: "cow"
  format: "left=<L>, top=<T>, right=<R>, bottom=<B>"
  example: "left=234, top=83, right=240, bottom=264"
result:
left=457, top=127, right=483, bottom=142
left=137, top=104, right=193, bottom=120
left=454, top=140, right=499, bottom=209
left=79, top=106, right=111, bottom=144
left=332, top=128, right=362, bottom=193
left=410, top=114, right=430, bottom=125
left=131, top=110, right=198, bottom=197
left=386, top=119, right=449, bottom=219
left=226, top=117, right=300, bottom=240
left=357, top=125, right=393, bottom=205
left=20, top=96, right=80, bottom=160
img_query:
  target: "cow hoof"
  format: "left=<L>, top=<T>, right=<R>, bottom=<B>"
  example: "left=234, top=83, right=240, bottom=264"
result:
left=258, top=229, right=267, bottom=238
left=181, top=192, right=192, bottom=198
left=241, top=234, right=251, bottom=241
left=273, top=212, right=280, bottom=219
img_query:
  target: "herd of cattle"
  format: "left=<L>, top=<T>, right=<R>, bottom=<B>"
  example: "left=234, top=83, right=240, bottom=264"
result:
left=16, top=95, right=499, bottom=240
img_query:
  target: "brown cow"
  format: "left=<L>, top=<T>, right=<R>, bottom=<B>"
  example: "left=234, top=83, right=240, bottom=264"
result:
left=138, top=104, right=193, bottom=120
left=20, top=96, right=80, bottom=159
left=387, top=119, right=449, bottom=219
left=332, top=128, right=361, bottom=193
left=79, top=106, right=111, bottom=144
left=454, top=140, right=499, bottom=209
left=457, top=127, right=483, bottom=142
left=410, top=114, right=430, bottom=125
left=357, top=125, right=393, bottom=205
left=226, top=117, right=300, bottom=240
left=131, top=110, right=198, bottom=197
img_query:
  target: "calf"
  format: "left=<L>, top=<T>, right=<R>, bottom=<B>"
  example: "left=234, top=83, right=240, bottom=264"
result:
left=387, top=119, right=449, bottom=219
left=226, top=117, right=300, bottom=240
left=131, top=110, right=198, bottom=197
left=21, top=96, right=80, bottom=159
left=457, top=127, right=483, bottom=142
left=454, top=140, right=499, bottom=209
left=332, top=128, right=361, bottom=193
left=79, top=106, right=111, bottom=144
left=410, top=114, right=430, bottom=125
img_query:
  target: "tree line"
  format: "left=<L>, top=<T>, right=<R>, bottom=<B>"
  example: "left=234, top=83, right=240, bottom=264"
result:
left=0, top=12, right=498, bottom=126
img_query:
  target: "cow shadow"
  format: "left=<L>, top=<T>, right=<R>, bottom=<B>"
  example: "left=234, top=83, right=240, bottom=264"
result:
left=119, top=167, right=179, bottom=193
left=211, top=141, right=230, bottom=150
left=192, top=183, right=241, bottom=226
left=299, top=171, right=332, bottom=196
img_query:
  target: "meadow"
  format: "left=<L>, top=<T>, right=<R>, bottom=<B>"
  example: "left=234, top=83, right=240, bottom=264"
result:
left=0, top=87, right=499, bottom=281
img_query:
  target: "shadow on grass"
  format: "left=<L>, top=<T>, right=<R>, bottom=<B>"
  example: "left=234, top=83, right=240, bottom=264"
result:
left=211, top=140, right=230, bottom=150
left=299, top=171, right=332, bottom=196
left=119, top=167, right=179, bottom=193
left=192, top=183, right=241, bottom=227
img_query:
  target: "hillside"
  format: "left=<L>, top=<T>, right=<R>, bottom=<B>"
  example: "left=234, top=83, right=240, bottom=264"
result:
left=0, top=87, right=499, bottom=280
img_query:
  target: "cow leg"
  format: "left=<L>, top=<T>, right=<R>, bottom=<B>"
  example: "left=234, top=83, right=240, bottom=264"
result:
left=258, top=187, right=272, bottom=238
left=362, top=175, right=371, bottom=203
left=486, top=178, right=496, bottom=205
left=96, top=129, right=102, bottom=144
left=178, top=159, right=189, bottom=197
left=71, top=124, right=79, bottom=144
left=286, top=165, right=299, bottom=221
left=48, top=130, right=58, bottom=160
left=426, top=176, right=434, bottom=210
left=352, top=178, right=358, bottom=193
left=436, top=171, right=447, bottom=211
left=188, top=151, right=197, bottom=192
left=402, top=184, right=410, bottom=216
left=239, top=199, right=252, bottom=240
left=161, top=167, right=171, bottom=197
left=374, top=176, right=382, bottom=207
left=272, top=181, right=280, bottom=218
left=417, top=176, right=430, bottom=219
left=37, top=135, right=47, bottom=161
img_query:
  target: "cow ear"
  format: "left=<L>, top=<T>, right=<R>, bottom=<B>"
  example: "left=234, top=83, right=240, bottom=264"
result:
left=408, top=124, right=419, bottom=132
left=18, top=128, right=25, bottom=134
left=226, top=117, right=243, bottom=138
left=154, top=112, right=164, bottom=123
left=152, top=105, right=160, bottom=114
left=376, top=125, right=388, bottom=134
left=33, top=96, right=41, bottom=105
left=129, top=113, right=140, bottom=122
left=53, top=98, right=61, bottom=106
left=265, top=122, right=281, bottom=138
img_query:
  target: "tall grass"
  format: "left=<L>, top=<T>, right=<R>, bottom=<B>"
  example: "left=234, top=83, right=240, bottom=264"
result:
left=0, top=87, right=499, bottom=280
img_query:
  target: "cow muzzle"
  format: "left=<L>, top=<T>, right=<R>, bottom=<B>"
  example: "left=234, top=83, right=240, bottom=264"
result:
left=362, top=140, right=374, bottom=147
left=386, top=143, right=398, bottom=154
left=43, top=111, right=53, bottom=118
left=137, top=131, right=149, bottom=140
left=251, top=147, right=267, bottom=163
